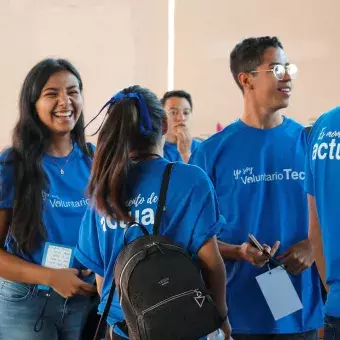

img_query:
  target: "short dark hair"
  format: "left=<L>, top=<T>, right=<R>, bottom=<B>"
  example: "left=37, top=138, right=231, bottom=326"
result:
left=230, top=36, right=284, bottom=90
left=160, top=90, right=193, bottom=110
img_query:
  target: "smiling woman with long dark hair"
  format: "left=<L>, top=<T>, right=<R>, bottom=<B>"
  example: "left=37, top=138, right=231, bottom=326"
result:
left=0, top=58, right=97, bottom=339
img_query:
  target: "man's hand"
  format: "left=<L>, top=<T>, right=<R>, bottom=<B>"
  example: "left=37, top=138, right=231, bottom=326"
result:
left=277, top=239, right=314, bottom=275
left=239, top=241, right=280, bottom=267
left=174, top=125, right=192, bottom=162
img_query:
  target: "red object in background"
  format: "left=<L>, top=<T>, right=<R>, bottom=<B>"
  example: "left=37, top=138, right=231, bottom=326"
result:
left=216, top=123, right=223, bottom=132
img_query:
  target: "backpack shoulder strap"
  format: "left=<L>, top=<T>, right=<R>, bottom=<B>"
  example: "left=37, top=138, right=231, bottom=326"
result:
left=93, top=280, right=115, bottom=340
left=153, top=162, right=175, bottom=235
left=93, top=162, right=175, bottom=339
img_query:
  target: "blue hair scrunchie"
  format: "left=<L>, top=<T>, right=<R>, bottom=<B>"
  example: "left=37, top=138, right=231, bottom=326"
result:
left=98, top=91, right=152, bottom=135
left=84, top=91, right=153, bottom=136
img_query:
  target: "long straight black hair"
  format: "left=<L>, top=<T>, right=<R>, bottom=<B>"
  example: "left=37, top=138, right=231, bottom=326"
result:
left=9, top=58, right=92, bottom=253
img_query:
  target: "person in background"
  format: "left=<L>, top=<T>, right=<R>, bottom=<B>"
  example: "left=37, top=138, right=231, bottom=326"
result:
left=75, top=85, right=231, bottom=339
left=0, top=58, right=97, bottom=340
left=190, top=36, right=323, bottom=339
left=305, top=106, right=340, bottom=339
left=161, top=90, right=200, bottom=162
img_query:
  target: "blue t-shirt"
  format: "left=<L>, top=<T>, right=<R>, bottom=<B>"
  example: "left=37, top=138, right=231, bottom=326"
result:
left=0, top=142, right=94, bottom=269
left=163, top=138, right=201, bottom=162
left=305, top=106, right=340, bottom=318
left=75, top=157, right=224, bottom=337
left=190, top=117, right=323, bottom=334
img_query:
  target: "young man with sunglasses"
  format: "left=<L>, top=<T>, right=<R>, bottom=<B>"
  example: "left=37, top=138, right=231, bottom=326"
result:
left=190, top=37, right=323, bottom=339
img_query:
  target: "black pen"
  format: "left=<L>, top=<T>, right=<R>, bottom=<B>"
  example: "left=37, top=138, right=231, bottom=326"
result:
left=248, top=233, right=286, bottom=270
left=262, top=249, right=286, bottom=270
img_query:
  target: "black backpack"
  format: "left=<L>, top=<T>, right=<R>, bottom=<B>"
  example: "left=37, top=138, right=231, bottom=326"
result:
left=94, top=163, right=223, bottom=340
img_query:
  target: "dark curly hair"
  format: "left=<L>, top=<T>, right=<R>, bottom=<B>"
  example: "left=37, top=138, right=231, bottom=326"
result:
left=230, top=36, right=283, bottom=91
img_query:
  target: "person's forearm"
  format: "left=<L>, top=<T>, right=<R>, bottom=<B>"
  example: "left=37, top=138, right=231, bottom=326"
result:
left=0, top=248, right=53, bottom=286
left=307, top=194, right=329, bottom=291
left=200, top=255, right=228, bottom=319
left=309, top=224, right=328, bottom=291
left=95, top=274, right=104, bottom=296
left=218, top=240, right=243, bottom=260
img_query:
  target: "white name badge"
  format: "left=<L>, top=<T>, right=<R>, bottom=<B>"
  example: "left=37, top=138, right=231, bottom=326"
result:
left=256, top=266, right=303, bottom=320
left=38, top=242, right=75, bottom=291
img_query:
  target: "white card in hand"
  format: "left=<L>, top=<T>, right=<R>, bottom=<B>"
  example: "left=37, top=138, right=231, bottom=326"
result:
left=38, top=243, right=75, bottom=291
left=256, top=266, right=303, bottom=320
left=43, top=243, right=74, bottom=269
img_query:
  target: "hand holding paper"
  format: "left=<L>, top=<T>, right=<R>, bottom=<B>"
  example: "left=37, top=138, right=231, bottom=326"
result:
left=39, top=243, right=96, bottom=298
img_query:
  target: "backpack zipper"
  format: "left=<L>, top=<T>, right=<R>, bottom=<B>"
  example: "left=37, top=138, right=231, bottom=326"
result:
left=119, top=242, right=160, bottom=302
left=119, top=243, right=159, bottom=283
left=119, top=250, right=144, bottom=296
left=141, top=289, right=201, bottom=315
left=119, top=242, right=196, bottom=304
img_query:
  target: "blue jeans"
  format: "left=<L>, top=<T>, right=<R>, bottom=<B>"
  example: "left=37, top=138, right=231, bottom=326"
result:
left=0, top=278, right=93, bottom=340
left=232, top=330, right=317, bottom=340
left=324, top=315, right=340, bottom=340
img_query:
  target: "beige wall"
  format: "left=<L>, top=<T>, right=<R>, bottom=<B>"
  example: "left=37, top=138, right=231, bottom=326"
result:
left=175, top=0, right=340, bottom=136
left=1, top=0, right=340, bottom=146
left=0, top=0, right=168, bottom=148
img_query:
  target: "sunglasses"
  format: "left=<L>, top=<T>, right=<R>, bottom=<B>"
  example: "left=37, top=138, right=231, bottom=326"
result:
left=251, top=64, right=298, bottom=80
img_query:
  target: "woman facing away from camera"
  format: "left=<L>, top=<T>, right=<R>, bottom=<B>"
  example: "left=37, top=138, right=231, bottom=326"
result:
left=75, top=85, right=232, bottom=339
left=0, top=58, right=97, bottom=340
